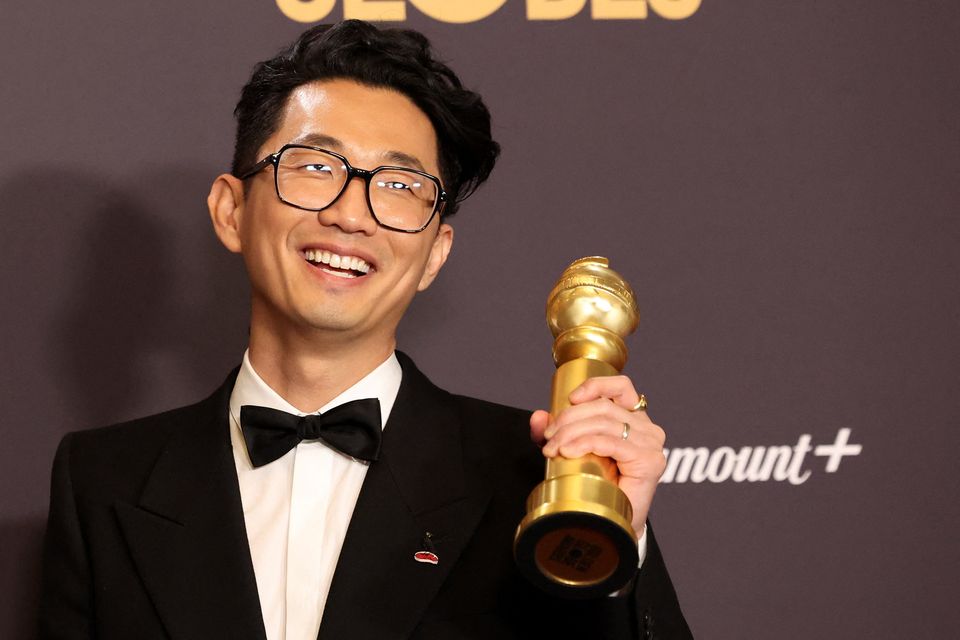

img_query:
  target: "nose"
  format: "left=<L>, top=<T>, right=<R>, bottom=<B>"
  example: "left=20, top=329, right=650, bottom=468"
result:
left=318, top=175, right=379, bottom=235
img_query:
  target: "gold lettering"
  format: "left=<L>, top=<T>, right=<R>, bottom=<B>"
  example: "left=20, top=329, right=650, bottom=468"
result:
left=343, top=0, right=406, bottom=21
left=276, top=0, right=701, bottom=24
left=275, top=0, right=335, bottom=23
left=408, top=0, right=508, bottom=23
left=591, top=0, right=647, bottom=19
left=527, top=0, right=587, bottom=20
left=648, top=0, right=701, bottom=20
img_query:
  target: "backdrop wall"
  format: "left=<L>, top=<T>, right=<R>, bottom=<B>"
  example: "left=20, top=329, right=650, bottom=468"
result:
left=2, top=2, right=958, bottom=638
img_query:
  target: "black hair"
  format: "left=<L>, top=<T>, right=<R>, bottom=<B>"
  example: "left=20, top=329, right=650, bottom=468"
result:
left=232, top=20, right=500, bottom=216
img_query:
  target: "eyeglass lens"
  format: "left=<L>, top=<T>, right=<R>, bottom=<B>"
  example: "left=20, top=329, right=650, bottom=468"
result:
left=276, top=147, right=438, bottom=231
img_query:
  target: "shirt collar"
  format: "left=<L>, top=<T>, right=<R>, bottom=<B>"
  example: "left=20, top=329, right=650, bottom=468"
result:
left=229, top=349, right=402, bottom=431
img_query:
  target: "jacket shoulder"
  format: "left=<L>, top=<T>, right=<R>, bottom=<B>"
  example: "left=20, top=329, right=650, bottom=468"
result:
left=445, top=393, right=544, bottom=489
left=53, top=380, right=229, bottom=500
left=396, top=352, right=536, bottom=461
left=448, top=393, right=531, bottom=423
left=69, top=397, right=205, bottom=443
left=448, top=394, right=533, bottom=447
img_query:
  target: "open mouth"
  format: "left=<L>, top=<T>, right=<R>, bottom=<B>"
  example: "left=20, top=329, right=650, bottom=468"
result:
left=303, top=249, right=371, bottom=279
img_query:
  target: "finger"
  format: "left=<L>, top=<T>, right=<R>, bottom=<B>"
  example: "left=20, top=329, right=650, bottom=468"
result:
left=544, top=414, right=666, bottom=455
left=568, top=375, right=641, bottom=410
left=551, top=432, right=630, bottom=460
left=547, top=397, right=653, bottom=438
left=550, top=432, right=639, bottom=462
left=529, top=409, right=550, bottom=446
left=544, top=414, right=628, bottom=451
left=553, top=434, right=667, bottom=477
left=544, top=419, right=663, bottom=457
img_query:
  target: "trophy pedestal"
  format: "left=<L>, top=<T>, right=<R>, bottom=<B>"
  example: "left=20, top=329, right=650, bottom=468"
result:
left=514, top=474, right=639, bottom=599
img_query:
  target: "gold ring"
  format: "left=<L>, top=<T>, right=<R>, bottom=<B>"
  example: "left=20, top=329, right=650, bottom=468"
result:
left=621, top=422, right=631, bottom=440
left=631, top=394, right=648, bottom=412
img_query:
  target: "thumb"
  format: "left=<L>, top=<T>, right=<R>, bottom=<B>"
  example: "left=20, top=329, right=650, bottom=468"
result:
left=529, top=410, right=551, bottom=446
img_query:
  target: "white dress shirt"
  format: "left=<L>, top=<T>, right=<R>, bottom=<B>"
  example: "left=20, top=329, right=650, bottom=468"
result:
left=228, top=350, right=402, bottom=640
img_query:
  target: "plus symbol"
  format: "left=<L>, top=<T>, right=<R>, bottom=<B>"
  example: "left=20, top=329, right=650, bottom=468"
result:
left=814, top=428, right=862, bottom=472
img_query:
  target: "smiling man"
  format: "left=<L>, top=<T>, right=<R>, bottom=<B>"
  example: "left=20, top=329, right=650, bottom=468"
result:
left=211, top=79, right=455, bottom=407
left=39, top=20, right=691, bottom=640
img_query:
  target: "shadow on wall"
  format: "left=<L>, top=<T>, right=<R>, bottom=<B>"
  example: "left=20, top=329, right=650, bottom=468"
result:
left=0, top=167, right=250, bottom=636
left=53, top=185, right=180, bottom=423
left=9, top=166, right=252, bottom=427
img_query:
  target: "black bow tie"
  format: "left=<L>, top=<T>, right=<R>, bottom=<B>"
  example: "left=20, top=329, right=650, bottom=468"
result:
left=239, top=398, right=382, bottom=468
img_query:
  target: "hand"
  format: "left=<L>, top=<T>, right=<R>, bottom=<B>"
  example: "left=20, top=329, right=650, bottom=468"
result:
left=529, top=375, right=666, bottom=537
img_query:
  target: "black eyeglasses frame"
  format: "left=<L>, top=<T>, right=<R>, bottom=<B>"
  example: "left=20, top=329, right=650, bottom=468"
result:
left=238, top=143, right=448, bottom=234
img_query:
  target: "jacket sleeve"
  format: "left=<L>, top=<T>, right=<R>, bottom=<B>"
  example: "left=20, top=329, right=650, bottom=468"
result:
left=587, top=522, right=693, bottom=640
left=630, top=523, right=693, bottom=639
left=38, top=433, right=94, bottom=640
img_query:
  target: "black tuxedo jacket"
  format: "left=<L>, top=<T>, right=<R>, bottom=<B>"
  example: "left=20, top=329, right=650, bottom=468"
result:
left=40, top=353, right=692, bottom=639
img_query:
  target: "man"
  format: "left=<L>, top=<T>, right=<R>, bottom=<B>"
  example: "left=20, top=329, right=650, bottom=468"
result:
left=40, top=20, right=692, bottom=640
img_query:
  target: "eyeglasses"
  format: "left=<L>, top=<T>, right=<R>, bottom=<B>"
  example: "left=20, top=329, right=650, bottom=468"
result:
left=239, top=144, right=448, bottom=233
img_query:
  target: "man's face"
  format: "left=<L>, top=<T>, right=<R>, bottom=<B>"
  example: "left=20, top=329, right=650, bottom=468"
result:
left=214, top=79, right=453, bottom=348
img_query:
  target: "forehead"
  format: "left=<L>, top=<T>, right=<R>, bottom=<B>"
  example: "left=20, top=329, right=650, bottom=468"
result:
left=268, top=79, right=441, bottom=176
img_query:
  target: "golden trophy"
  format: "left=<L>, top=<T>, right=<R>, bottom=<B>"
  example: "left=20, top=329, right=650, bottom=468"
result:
left=514, top=256, right=640, bottom=598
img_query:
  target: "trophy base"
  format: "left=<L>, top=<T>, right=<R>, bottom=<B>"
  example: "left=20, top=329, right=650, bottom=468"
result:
left=514, top=474, right=639, bottom=599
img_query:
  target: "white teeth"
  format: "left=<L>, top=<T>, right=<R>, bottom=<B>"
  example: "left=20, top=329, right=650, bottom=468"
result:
left=321, top=267, right=356, bottom=279
left=304, top=249, right=370, bottom=274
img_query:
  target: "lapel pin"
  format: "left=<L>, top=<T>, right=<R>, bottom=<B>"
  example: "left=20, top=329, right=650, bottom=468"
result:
left=414, top=550, right=439, bottom=565
left=414, top=532, right=440, bottom=565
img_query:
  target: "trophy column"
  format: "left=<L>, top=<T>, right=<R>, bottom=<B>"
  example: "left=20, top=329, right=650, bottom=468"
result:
left=514, top=256, right=641, bottom=599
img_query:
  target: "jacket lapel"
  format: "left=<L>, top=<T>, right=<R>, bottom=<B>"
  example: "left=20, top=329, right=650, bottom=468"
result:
left=115, top=371, right=266, bottom=640
left=318, top=353, right=492, bottom=640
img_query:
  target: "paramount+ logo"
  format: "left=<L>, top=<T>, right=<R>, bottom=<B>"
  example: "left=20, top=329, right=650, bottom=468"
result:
left=661, top=428, right=863, bottom=486
left=276, top=0, right=701, bottom=24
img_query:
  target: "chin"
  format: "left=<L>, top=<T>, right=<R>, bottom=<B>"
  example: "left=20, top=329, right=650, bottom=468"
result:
left=294, top=306, right=367, bottom=334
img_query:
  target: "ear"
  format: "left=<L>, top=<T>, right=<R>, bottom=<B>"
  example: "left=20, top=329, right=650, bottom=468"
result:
left=417, top=222, right=454, bottom=291
left=207, top=174, right=246, bottom=253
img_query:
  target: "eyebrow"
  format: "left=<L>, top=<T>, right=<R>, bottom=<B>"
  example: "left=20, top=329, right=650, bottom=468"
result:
left=291, top=132, right=429, bottom=173
left=294, top=132, right=343, bottom=150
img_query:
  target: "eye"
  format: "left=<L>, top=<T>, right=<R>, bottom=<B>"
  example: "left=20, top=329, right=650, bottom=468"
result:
left=373, top=169, right=435, bottom=203
left=302, top=163, right=334, bottom=175
left=378, top=179, right=417, bottom=191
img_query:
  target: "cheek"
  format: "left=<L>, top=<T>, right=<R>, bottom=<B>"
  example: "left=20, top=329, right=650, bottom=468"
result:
left=391, top=239, right=434, bottom=282
left=239, top=215, right=295, bottom=281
